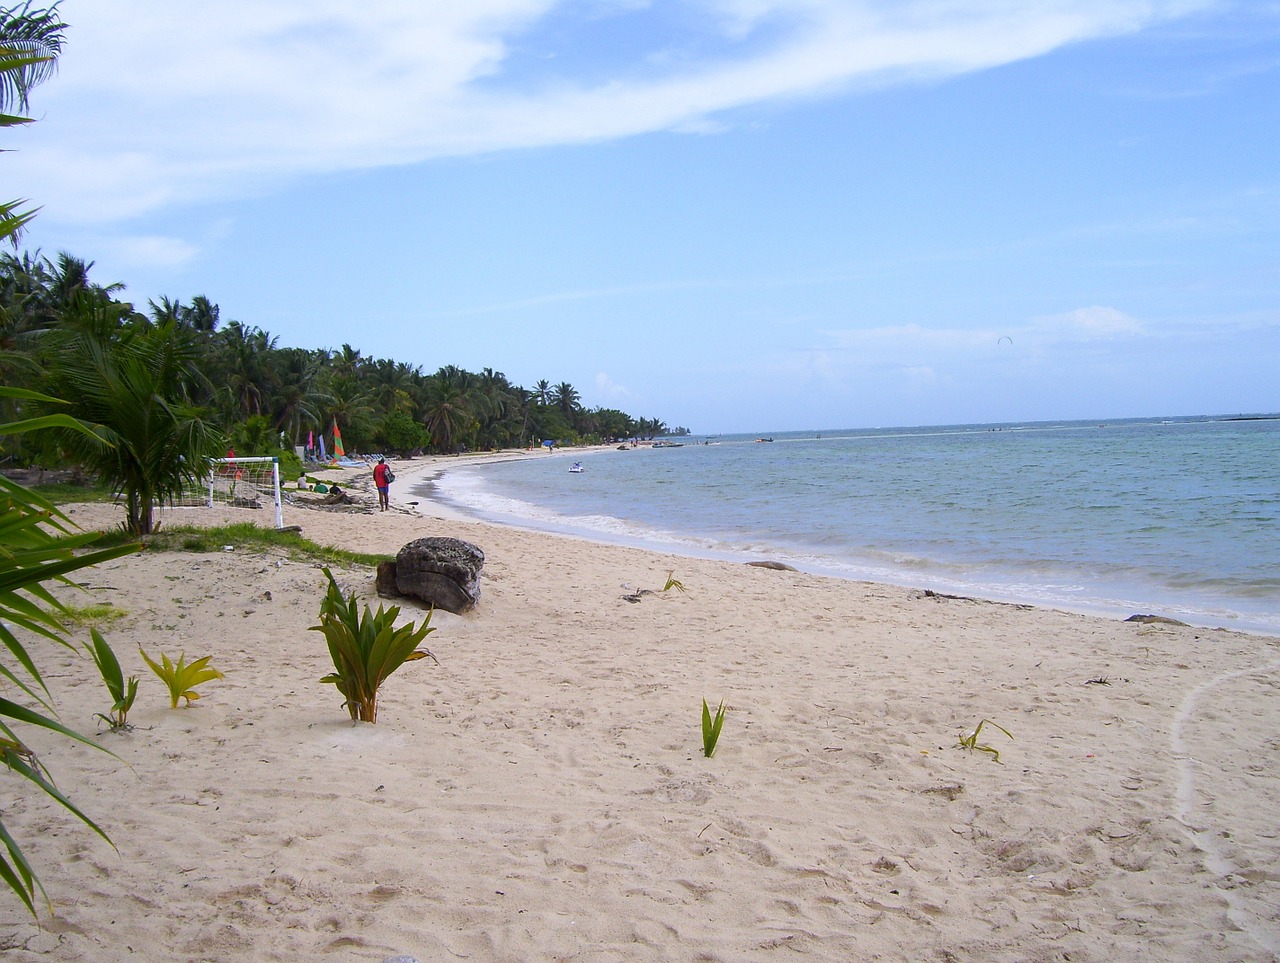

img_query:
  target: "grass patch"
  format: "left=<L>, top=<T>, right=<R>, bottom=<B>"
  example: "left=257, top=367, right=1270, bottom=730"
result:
left=92, top=522, right=389, bottom=568
left=59, top=602, right=127, bottom=627
left=25, top=480, right=118, bottom=504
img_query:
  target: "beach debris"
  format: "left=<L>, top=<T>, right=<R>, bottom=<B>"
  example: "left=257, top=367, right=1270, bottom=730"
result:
left=1124, top=614, right=1189, bottom=626
left=746, top=560, right=799, bottom=572
left=386, top=536, right=485, bottom=614
left=956, top=719, right=1013, bottom=764
left=621, top=572, right=688, bottom=603
left=920, top=783, right=966, bottom=801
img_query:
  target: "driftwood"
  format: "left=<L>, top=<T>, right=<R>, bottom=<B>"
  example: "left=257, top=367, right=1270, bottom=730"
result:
left=294, top=488, right=356, bottom=507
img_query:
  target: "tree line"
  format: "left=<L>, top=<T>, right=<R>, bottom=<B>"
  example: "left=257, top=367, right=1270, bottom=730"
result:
left=1, top=250, right=677, bottom=458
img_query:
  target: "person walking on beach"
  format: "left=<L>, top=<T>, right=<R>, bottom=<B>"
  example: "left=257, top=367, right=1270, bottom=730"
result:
left=373, top=457, right=391, bottom=511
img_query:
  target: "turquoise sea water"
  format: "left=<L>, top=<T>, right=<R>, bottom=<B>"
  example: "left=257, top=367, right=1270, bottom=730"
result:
left=419, top=416, right=1280, bottom=635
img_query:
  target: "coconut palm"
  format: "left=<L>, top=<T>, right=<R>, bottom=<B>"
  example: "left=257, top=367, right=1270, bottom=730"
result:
left=421, top=378, right=474, bottom=453
left=552, top=381, right=580, bottom=416
left=269, top=347, right=331, bottom=447
left=215, top=320, right=276, bottom=418
left=1, top=1, right=65, bottom=248
left=41, top=312, right=224, bottom=534
left=185, top=294, right=219, bottom=333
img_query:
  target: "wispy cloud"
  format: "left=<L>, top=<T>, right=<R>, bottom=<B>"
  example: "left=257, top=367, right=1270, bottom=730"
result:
left=12, top=1, right=1215, bottom=226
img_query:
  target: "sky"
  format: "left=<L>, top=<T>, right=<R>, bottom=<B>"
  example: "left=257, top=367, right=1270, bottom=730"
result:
left=9, top=0, right=1280, bottom=434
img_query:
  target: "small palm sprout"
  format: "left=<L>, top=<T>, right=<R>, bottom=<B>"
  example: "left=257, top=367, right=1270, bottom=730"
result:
left=86, top=629, right=138, bottom=730
left=702, top=698, right=727, bottom=758
left=139, top=648, right=223, bottom=708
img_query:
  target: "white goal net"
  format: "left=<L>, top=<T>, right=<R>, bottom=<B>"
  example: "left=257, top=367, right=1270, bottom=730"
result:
left=170, top=456, right=284, bottom=528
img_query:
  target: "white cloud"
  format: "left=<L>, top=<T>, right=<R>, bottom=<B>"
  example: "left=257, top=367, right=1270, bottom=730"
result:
left=10, top=1, right=1215, bottom=226
left=1032, top=306, right=1147, bottom=339
left=595, top=371, right=631, bottom=399
left=101, top=235, right=201, bottom=271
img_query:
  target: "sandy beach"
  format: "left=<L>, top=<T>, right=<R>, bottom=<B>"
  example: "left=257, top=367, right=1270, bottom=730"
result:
left=2, top=452, right=1279, bottom=962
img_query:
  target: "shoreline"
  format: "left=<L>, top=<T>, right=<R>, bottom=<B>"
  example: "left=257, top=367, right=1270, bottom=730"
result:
left=2, top=486, right=1279, bottom=959
left=380, top=448, right=1279, bottom=638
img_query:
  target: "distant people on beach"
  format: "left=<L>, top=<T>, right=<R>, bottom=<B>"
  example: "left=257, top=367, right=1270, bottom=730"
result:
left=373, top=457, right=391, bottom=511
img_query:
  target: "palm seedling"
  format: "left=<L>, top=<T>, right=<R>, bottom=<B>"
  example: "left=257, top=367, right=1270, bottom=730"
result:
left=139, top=648, right=223, bottom=708
left=311, top=567, right=437, bottom=723
left=86, top=629, right=137, bottom=729
left=702, top=698, right=727, bottom=758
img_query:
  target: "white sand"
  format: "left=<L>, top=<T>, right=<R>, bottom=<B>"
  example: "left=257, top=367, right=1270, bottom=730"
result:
left=2, top=453, right=1278, bottom=962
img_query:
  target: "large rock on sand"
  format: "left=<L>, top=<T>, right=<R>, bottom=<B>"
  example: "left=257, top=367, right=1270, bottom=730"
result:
left=389, top=537, right=485, bottom=614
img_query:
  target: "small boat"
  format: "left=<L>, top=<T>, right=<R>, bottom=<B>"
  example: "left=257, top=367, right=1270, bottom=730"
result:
left=755, top=437, right=774, bottom=443
left=569, top=462, right=585, bottom=473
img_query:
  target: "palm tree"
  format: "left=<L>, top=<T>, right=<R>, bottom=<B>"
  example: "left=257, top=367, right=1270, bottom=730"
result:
left=269, top=347, right=331, bottom=447
left=42, top=314, right=224, bottom=534
left=215, top=320, right=276, bottom=418
left=552, top=381, right=580, bottom=416
left=366, top=357, right=416, bottom=415
left=421, top=379, right=474, bottom=453
left=185, top=294, right=219, bottom=333
left=1, top=1, right=66, bottom=248
left=331, top=342, right=363, bottom=378
left=323, top=373, right=375, bottom=448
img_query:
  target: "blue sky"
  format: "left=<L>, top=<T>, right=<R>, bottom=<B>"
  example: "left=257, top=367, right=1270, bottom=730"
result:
left=11, top=1, right=1279, bottom=433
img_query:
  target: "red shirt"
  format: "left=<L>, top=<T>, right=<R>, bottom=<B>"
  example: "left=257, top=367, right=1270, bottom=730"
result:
left=374, top=463, right=390, bottom=487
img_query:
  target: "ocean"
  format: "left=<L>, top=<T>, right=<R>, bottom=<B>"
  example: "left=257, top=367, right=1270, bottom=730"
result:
left=418, top=416, right=1280, bottom=635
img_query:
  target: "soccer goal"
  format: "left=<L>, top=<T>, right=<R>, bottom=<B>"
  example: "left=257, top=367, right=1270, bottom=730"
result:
left=170, top=456, right=284, bottom=528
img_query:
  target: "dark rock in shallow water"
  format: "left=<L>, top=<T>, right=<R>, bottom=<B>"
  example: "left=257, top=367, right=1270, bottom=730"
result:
left=746, top=560, right=799, bottom=572
left=391, top=537, right=484, bottom=614
left=1124, top=614, right=1189, bottom=626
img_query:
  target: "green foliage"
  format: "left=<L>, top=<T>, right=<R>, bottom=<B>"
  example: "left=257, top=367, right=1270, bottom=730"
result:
left=60, top=601, right=125, bottom=626
left=226, top=414, right=301, bottom=478
left=956, top=719, right=1013, bottom=763
left=701, top=698, right=726, bottom=758
left=378, top=410, right=431, bottom=454
left=1, top=393, right=140, bottom=917
left=311, top=567, right=436, bottom=723
left=39, top=311, right=226, bottom=534
left=15, top=479, right=117, bottom=504
left=662, top=571, right=686, bottom=593
left=85, top=629, right=137, bottom=730
left=138, top=647, right=223, bottom=708
left=92, top=521, right=389, bottom=568
left=276, top=447, right=302, bottom=479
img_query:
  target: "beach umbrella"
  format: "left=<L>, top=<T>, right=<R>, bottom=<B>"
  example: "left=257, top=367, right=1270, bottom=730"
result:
left=332, top=421, right=346, bottom=460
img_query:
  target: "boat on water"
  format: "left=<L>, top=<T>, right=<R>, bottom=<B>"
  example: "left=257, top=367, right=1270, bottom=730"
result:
left=652, top=440, right=684, bottom=448
left=569, top=462, right=585, bottom=473
left=755, top=437, right=774, bottom=443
